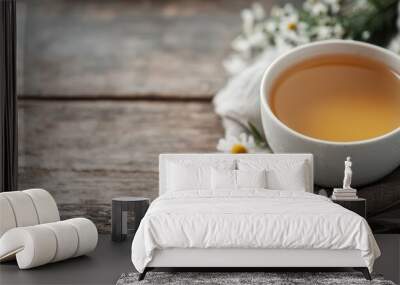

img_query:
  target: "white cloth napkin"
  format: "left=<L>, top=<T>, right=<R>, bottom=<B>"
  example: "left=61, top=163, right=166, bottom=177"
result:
left=213, top=48, right=287, bottom=138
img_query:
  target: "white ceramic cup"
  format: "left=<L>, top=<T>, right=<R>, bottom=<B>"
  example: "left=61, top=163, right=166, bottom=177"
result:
left=260, top=40, right=400, bottom=187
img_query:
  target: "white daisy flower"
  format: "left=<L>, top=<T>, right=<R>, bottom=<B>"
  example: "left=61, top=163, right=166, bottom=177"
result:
left=311, top=2, right=329, bottom=16
left=217, top=133, right=262, bottom=154
left=333, top=24, right=345, bottom=38
left=279, top=15, right=310, bottom=46
left=252, top=3, right=265, bottom=21
left=265, top=21, right=278, bottom=33
left=282, top=3, right=297, bottom=16
left=247, top=30, right=267, bottom=48
left=241, top=9, right=255, bottom=36
left=316, top=25, right=333, bottom=40
left=361, top=30, right=371, bottom=40
left=279, top=13, right=297, bottom=35
left=270, top=6, right=283, bottom=18
left=304, top=0, right=329, bottom=16
left=231, top=36, right=252, bottom=58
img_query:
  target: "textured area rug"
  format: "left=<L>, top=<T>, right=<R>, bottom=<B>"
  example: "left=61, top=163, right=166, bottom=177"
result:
left=116, top=272, right=395, bottom=285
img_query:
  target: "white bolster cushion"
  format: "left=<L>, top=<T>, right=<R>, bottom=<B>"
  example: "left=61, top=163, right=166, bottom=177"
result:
left=42, top=221, right=79, bottom=262
left=0, top=189, right=60, bottom=236
left=23, top=189, right=60, bottom=224
left=0, top=195, right=17, bottom=237
left=0, top=226, right=57, bottom=268
left=0, top=192, right=39, bottom=227
left=65, top=218, right=98, bottom=257
left=0, top=218, right=98, bottom=269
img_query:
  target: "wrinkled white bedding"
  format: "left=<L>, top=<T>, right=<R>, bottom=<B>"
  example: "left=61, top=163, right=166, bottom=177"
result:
left=131, top=190, right=380, bottom=273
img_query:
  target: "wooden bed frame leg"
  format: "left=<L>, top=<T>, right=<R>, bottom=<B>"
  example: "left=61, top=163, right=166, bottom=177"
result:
left=138, top=268, right=148, bottom=281
left=354, top=267, right=371, bottom=280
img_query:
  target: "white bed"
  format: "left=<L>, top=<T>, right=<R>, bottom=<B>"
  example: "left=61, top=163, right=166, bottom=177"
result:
left=131, top=154, right=380, bottom=280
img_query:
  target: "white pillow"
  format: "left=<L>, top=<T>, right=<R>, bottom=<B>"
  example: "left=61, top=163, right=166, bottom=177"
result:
left=237, top=159, right=308, bottom=191
left=166, top=159, right=235, bottom=192
left=266, top=167, right=307, bottom=191
left=211, top=169, right=267, bottom=191
left=167, top=163, right=210, bottom=191
left=236, top=169, right=267, bottom=189
left=211, top=169, right=236, bottom=190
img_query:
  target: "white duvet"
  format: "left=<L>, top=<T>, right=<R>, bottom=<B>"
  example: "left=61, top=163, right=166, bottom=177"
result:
left=131, top=190, right=380, bottom=273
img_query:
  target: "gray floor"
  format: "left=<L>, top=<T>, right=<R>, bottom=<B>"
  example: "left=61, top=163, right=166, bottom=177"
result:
left=1, top=234, right=398, bottom=285
left=0, top=234, right=134, bottom=285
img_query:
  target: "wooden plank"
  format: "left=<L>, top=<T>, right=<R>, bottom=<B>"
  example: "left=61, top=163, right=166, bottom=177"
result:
left=18, top=100, right=223, bottom=231
left=17, top=0, right=278, bottom=98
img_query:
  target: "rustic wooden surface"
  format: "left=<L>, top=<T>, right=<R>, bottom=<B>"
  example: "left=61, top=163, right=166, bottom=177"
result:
left=18, top=100, right=223, bottom=232
left=17, top=0, right=399, bottom=233
left=17, top=99, right=400, bottom=232
left=17, top=0, right=283, bottom=99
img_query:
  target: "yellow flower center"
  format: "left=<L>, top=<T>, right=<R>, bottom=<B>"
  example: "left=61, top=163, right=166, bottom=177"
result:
left=230, top=144, right=248, bottom=154
left=287, top=22, right=297, bottom=31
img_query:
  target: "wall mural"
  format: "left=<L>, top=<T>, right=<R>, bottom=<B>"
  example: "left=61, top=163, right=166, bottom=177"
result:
left=16, top=0, right=400, bottom=234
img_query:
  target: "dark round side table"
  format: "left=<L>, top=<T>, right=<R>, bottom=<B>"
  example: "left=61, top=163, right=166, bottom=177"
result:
left=111, top=197, right=150, bottom=242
